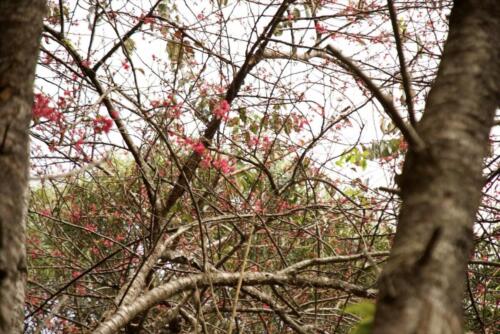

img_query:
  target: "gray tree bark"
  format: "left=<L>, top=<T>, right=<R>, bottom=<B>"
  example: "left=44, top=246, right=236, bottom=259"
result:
left=0, top=1, right=45, bottom=333
left=373, top=0, right=500, bottom=333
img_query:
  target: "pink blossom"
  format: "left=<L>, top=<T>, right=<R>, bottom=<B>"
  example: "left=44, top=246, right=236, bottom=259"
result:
left=102, top=239, right=114, bottom=248
left=192, top=142, right=206, bottom=155
left=93, top=116, right=113, bottom=134
left=81, top=59, right=91, bottom=68
left=33, top=93, right=62, bottom=122
left=253, top=199, right=263, bottom=213
left=91, top=246, right=100, bottom=255
left=201, top=154, right=212, bottom=169
left=213, top=99, right=230, bottom=120
left=84, top=223, right=97, bottom=233
left=122, top=59, right=130, bottom=70
left=248, top=136, right=260, bottom=147
left=212, top=158, right=235, bottom=174
left=170, top=104, right=182, bottom=118
left=40, top=208, right=52, bottom=216
left=262, top=136, right=272, bottom=150
left=315, top=22, right=327, bottom=34
left=57, top=96, right=67, bottom=108
left=75, top=138, right=84, bottom=152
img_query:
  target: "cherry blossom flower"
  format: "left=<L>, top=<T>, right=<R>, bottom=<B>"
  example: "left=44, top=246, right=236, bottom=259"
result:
left=192, top=142, right=206, bottom=155
left=80, top=59, right=91, bottom=68
left=33, top=93, right=62, bottom=122
left=212, top=157, right=235, bottom=174
left=93, top=116, right=113, bottom=134
left=213, top=99, right=230, bottom=120
left=315, top=22, right=327, bottom=34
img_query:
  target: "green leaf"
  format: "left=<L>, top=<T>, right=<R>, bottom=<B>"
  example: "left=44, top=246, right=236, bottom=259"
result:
left=284, top=118, right=293, bottom=135
left=249, top=122, right=259, bottom=134
left=158, top=1, right=169, bottom=17
left=238, top=107, right=247, bottom=123
left=350, top=318, right=373, bottom=334
left=124, top=38, right=136, bottom=54
left=244, top=131, right=251, bottom=145
left=166, top=40, right=183, bottom=67
left=271, top=112, right=281, bottom=132
left=273, top=23, right=284, bottom=36
left=345, top=300, right=375, bottom=334
left=227, top=117, right=239, bottom=127
left=345, top=300, right=375, bottom=318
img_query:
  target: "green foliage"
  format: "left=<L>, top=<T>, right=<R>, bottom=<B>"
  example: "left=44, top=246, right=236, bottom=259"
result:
left=365, top=139, right=403, bottom=160
left=166, top=32, right=194, bottom=68
left=273, top=23, right=284, bottom=36
left=345, top=300, right=376, bottom=334
left=336, top=147, right=369, bottom=169
left=124, top=38, right=136, bottom=54
left=158, top=1, right=169, bottom=17
left=336, top=138, right=405, bottom=169
left=217, top=0, right=229, bottom=6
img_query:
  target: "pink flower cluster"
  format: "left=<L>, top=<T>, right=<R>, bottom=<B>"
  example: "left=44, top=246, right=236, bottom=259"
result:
left=213, top=99, right=230, bottom=120
left=81, top=59, right=91, bottom=68
left=150, top=96, right=182, bottom=118
left=315, top=22, right=327, bottom=34
left=291, top=113, right=309, bottom=130
left=33, top=93, right=62, bottom=122
left=211, top=157, right=235, bottom=174
left=247, top=135, right=272, bottom=151
left=93, top=116, right=113, bottom=134
left=122, top=59, right=130, bottom=70
left=197, top=149, right=234, bottom=174
left=192, top=142, right=206, bottom=155
left=178, top=134, right=235, bottom=174
left=182, top=137, right=206, bottom=155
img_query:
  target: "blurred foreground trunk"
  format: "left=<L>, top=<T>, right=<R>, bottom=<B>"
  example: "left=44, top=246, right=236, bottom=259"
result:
left=0, top=1, right=45, bottom=333
left=373, top=1, right=500, bottom=333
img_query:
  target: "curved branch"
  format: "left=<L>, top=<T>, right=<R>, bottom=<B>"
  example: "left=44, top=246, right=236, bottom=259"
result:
left=93, top=271, right=375, bottom=334
left=324, top=44, right=425, bottom=152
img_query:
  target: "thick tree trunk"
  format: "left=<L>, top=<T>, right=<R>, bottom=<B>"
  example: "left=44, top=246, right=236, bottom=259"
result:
left=0, top=1, right=45, bottom=332
left=373, top=1, right=500, bottom=333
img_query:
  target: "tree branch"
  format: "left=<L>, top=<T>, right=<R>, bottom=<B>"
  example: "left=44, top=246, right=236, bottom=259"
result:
left=387, top=0, right=416, bottom=125
left=93, top=271, right=375, bottom=334
left=324, top=44, right=425, bottom=152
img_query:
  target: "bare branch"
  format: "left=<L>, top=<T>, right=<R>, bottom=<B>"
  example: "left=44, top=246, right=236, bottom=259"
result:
left=387, top=0, right=417, bottom=125
left=325, top=44, right=425, bottom=152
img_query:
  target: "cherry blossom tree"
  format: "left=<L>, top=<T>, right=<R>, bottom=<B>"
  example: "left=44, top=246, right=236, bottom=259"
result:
left=24, top=1, right=499, bottom=333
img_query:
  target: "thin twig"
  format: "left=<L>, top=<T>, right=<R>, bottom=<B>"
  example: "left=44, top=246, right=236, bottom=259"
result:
left=387, top=0, right=417, bottom=125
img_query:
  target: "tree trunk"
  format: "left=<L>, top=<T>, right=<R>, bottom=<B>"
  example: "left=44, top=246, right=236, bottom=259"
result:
left=373, top=1, right=500, bottom=333
left=0, top=1, right=45, bottom=333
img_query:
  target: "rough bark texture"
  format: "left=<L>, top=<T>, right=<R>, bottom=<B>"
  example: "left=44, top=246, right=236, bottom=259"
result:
left=0, top=1, right=45, bottom=332
left=373, top=1, right=500, bottom=333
